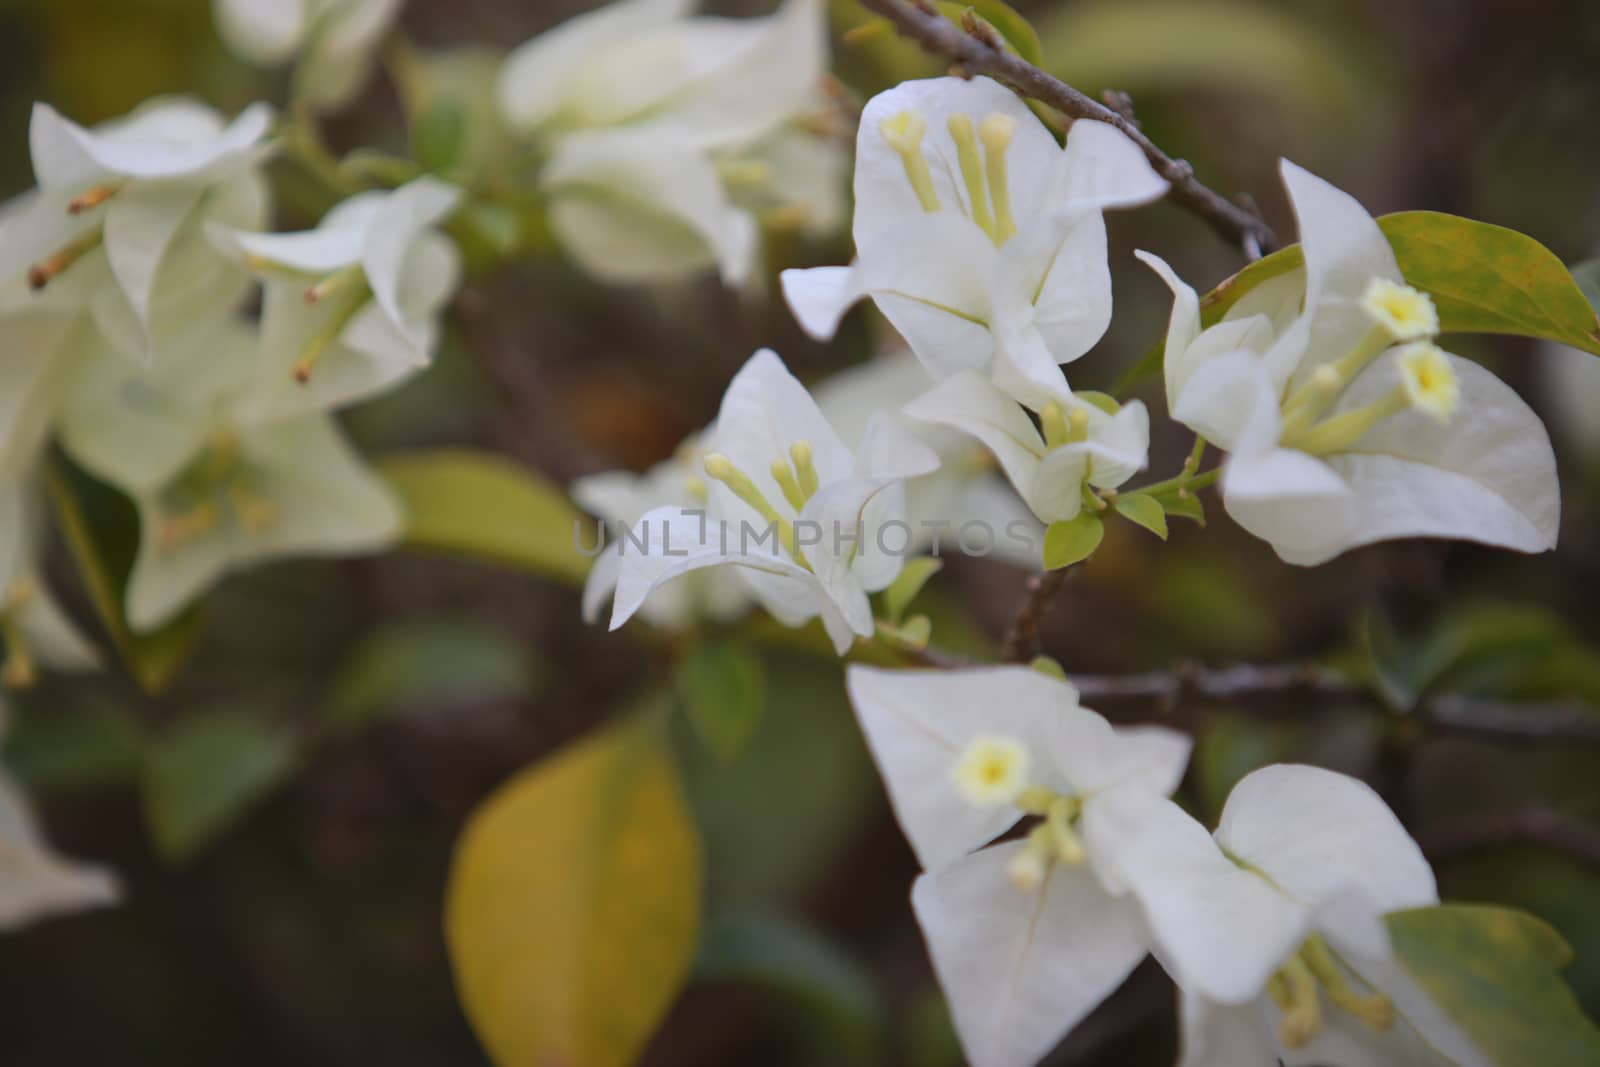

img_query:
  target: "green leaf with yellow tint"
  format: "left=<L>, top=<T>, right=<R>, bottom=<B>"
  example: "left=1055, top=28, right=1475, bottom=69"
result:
left=1114, top=493, right=1168, bottom=539
left=1204, top=212, right=1600, bottom=355
left=445, top=712, right=702, bottom=1067
left=1042, top=513, right=1104, bottom=570
left=46, top=461, right=200, bottom=694
left=1120, top=212, right=1600, bottom=396
left=1389, top=904, right=1600, bottom=1066
left=381, top=449, right=591, bottom=586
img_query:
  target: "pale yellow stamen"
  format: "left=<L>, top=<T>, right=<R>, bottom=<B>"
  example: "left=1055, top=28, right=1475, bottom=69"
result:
left=1277, top=955, right=1323, bottom=1049
left=978, top=113, right=1017, bottom=243
left=878, top=110, right=940, bottom=213
left=1066, top=407, right=1090, bottom=444
left=1006, top=825, right=1053, bottom=891
left=946, top=113, right=996, bottom=238
left=305, top=263, right=366, bottom=305
left=770, top=458, right=808, bottom=511
left=1301, top=935, right=1394, bottom=1033
left=790, top=441, right=820, bottom=498
left=160, top=503, right=220, bottom=551
left=1039, top=402, right=1070, bottom=449
left=705, top=453, right=800, bottom=559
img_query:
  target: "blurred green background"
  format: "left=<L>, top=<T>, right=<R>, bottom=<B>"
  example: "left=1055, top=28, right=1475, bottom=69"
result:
left=3, top=0, right=1600, bottom=1064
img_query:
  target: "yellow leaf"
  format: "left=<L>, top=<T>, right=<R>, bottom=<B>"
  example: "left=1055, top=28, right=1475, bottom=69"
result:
left=445, top=714, right=702, bottom=1067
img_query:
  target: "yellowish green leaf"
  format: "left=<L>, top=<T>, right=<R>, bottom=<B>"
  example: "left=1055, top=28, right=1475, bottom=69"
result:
left=1205, top=212, right=1600, bottom=355
left=445, top=714, right=702, bottom=1067
left=935, top=0, right=1044, bottom=66
left=1042, top=513, right=1104, bottom=570
left=381, top=449, right=591, bottom=586
left=1114, top=493, right=1168, bottom=539
left=1389, top=904, right=1600, bottom=1066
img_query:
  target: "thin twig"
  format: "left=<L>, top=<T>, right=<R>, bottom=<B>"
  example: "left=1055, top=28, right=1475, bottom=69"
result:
left=858, top=0, right=1279, bottom=252
left=1423, top=807, right=1600, bottom=869
left=1000, top=567, right=1072, bottom=662
left=1064, top=661, right=1600, bottom=746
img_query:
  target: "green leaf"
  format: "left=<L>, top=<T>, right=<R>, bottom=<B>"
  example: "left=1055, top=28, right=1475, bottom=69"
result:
left=1042, top=513, right=1104, bottom=570
left=1073, top=390, right=1122, bottom=416
left=445, top=712, right=701, bottom=1067
left=1389, top=904, right=1600, bottom=1066
left=46, top=461, right=200, bottom=694
left=1153, top=487, right=1206, bottom=526
left=695, top=915, right=886, bottom=1056
left=884, top=557, right=943, bottom=624
left=1114, top=493, right=1168, bottom=539
left=141, top=714, right=299, bottom=861
left=1205, top=212, right=1600, bottom=356
left=325, top=619, right=538, bottom=737
left=936, top=0, right=1044, bottom=66
left=413, top=100, right=467, bottom=174
left=675, top=642, right=765, bottom=764
left=381, top=449, right=592, bottom=586
left=3, top=691, right=143, bottom=790
left=1360, top=604, right=1575, bottom=711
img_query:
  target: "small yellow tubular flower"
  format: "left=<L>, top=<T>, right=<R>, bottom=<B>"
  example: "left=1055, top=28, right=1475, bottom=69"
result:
left=946, top=113, right=996, bottom=239
left=1396, top=342, right=1460, bottom=421
left=1361, top=278, right=1438, bottom=341
left=951, top=734, right=1030, bottom=807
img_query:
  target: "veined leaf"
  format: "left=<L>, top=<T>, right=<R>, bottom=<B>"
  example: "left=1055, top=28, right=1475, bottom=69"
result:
left=1120, top=212, right=1600, bottom=396
left=1389, top=904, right=1600, bottom=1066
left=1205, top=212, right=1600, bottom=355
left=1113, top=493, right=1168, bottom=539
left=446, top=712, right=702, bottom=1067
left=381, top=449, right=591, bottom=586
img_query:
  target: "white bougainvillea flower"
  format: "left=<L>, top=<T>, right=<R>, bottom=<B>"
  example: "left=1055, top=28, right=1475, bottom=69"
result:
left=781, top=76, right=1166, bottom=407
left=211, top=177, right=462, bottom=419
left=0, top=706, right=118, bottom=931
left=609, top=349, right=939, bottom=654
left=812, top=349, right=1040, bottom=563
left=0, top=484, right=99, bottom=688
left=55, top=319, right=402, bottom=632
left=906, top=369, right=1148, bottom=525
left=0, top=98, right=272, bottom=363
left=1094, top=764, right=1488, bottom=1067
left=1140, top=161, right=1559, bottom=565
left=847, top=665, right=1190, bottom=1067
left=213, top=0, right=402, bottom=112
left=574, top=433, right=751, bottom=630
left=0, top=261, right=104, bottom=478
left=499, top=0, right=829, bottom=285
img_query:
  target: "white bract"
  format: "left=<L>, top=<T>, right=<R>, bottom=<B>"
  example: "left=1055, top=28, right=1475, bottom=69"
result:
left=56, top=319, right=402, bottom=632
left=0, top=98, right=272, bottom=364
left=575, top=434, right=751, bottom=630
left=1142, top=161, right=1559, bottom=565
left=811, top=350, right=1043, bottom=565
left=212, top=0, right=402, bottom=112
left=781, top=75, right=1166, bottom=408
left=212, top=176, right=462, bottom=419
left=608, top=349, right=939, bottom=654
left=498, top=0, right=831, bottom=285
left=1097, top=764, right=1488, bottom=1067
left=0, top=484, right=99, bottom=688
left=847, top=665, right=1191, bottom=1067
left=906, top=369, right=1149, bottom=525
left=0, top=705, right=118, bottom=931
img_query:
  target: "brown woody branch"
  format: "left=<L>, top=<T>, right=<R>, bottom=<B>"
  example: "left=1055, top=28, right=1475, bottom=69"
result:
left=857, top=0, right=1280, bottom=253
left=999, top=567, right=1072, bottom=662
